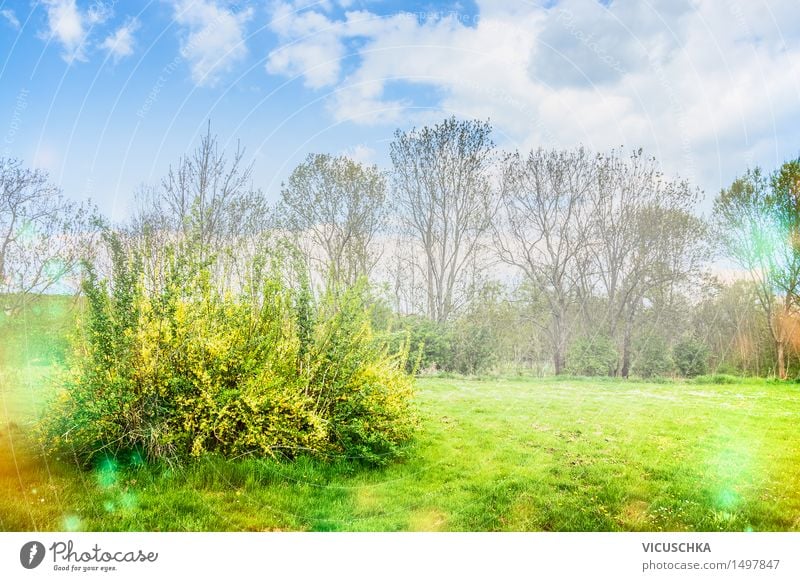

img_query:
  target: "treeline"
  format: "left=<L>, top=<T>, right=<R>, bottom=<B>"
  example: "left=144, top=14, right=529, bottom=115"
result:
left=2, top=118, right=799, bottom=381
left=274, top=118, right=797, bottom=379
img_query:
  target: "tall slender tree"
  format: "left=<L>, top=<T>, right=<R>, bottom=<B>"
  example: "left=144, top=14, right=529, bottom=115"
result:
left=590, top=150, right=706, bottom=377
left=130, top=124, right=271, bottom=292
left=495, top=147, right=597, bottom=375
left=390, top=116, right=497, bottom=324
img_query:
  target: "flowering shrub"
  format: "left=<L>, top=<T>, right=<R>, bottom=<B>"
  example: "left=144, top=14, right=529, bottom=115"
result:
left=44, top=239, right=416, bottom=466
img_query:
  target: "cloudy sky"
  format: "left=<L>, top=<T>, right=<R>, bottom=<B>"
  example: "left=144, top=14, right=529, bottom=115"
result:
left=1, top=0, right=798, bottom=220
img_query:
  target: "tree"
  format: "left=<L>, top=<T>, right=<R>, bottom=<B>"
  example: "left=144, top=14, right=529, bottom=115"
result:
left=714, top=161, right=800, bottom=379
left=631, top=336, right=674, bottom=378
left=390, top=116, right=497, bottom=324
left=130, top=124, right=271, bottom=291
left=769, top=159, right=800, bottom=378
left=279, top=153, right=387, bottom=289
left=692, top=278, right=773, bottom=376
left=0, top=157, right=97, bottom=314
left=495, top=147, right=596, bottom=374
left=590, top=149, right=707, bottom=377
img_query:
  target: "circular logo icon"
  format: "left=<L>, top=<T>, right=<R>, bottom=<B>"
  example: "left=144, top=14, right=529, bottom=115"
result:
left=20, top=541, right=46, bottom=569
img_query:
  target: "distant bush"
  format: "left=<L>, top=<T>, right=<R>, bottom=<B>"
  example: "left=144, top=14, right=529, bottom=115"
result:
left=449, top=314, right=500, bottom=375
left=632, top=337, right=674, bottom=378
left=692, top=374, right=738, bottom=384
left=566, top=335, right=618, bottom=376
left=673, top=337, right=709, bottom=377
left=386, top=315, right=452, bottom=373
left=43, top=240, right=417, bottom=467
left=644, top=376, right=672, bottom=384
left=712, top=362, right=740, bottom=376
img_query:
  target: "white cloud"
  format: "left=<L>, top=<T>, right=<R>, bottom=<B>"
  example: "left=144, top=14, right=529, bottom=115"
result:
left=40, top=0, right=114, bottom=63
left=100, top=18, right=139, bottom=62
left=262, top=0, right=800, bottom=201
left=266, top=2, right=349, bottom=89
left=329, top=9, right=540, bottom=127
left=1, top=9, right=20, bottom=30
left=531, top=0, right=693, bottom=88
left=42, top=0, right=88, bottom=62
left=173, top=0, right=254, bottom=87
left=87, top=1, right=113, bottom=25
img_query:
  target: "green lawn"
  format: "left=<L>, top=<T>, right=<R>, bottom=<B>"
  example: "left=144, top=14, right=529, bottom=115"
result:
left=2, top=360, right=800, bottom=531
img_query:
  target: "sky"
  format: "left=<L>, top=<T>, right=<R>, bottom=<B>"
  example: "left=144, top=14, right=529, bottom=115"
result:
left=0, top=0, right=799, bottom=221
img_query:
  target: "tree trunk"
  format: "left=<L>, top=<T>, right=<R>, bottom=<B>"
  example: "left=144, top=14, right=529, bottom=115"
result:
left=777, top=340, right=787, bottom=380
left=552, top=308, right=567, bottom=375
left=620, top=324, right=632, bottom=378
left=553, top=349, right=564, bottom=375
left=618, top=308, right=637, bottom=378
left=618, top=300, right=640, bottom=378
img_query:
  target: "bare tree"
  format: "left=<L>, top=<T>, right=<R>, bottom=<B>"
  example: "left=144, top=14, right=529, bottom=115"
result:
left=390, top=117, right=497, bottom=324
left=591, top=150, right=706, bottom=377
left=278, top=153, right=387, bottom=289
left=495, top=147, right=597, bottom=374
left=130, top=124, right=271, bottom=292
left=158, top=124, right=268, bottom=252
left=0, top=157, right=98, bottom=314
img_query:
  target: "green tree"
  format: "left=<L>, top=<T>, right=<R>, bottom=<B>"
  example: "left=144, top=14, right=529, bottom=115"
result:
left=279, top=153, right=387, bottom=289
left=692, top=279, right=773, bottom=376
left=632, top=336, right=674, bottom=378
left=714, top=160, right=800, bottom=379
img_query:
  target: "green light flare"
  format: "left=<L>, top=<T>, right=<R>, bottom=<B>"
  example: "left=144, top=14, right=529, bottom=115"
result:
left=96, top=457, right=119, bottom=489
left=62, top=513, right=82, bottom=531
left=119, top=491, right=138, bottom=511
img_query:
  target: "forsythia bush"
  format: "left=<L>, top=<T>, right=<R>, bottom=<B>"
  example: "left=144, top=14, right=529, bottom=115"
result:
left=44, top=240, right=417, bottom=466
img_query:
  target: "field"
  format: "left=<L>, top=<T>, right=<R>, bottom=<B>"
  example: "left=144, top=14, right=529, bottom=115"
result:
left=1, top=301, right=799, bottom=532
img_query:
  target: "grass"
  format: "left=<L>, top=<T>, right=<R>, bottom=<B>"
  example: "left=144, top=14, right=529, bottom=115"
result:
left=1, top=299, right=800, bottom=531
left=3, top=373, right=800, bottom=531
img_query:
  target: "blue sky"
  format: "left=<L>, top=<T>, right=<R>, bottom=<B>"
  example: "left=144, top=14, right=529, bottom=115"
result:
left=1, top=0, right=799, bottom=221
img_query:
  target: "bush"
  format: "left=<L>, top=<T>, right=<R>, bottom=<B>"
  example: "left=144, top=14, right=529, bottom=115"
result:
left=566, top=335, right=618, bottom=376
left=43, top=241, right=417, bottom=467
left=632, top=337, right=674, bottom=378
left=449, top=315, right=499, bottom=375
left=386, top=314, right=501, bottom=375
left=673, top=337, right=709, bottom=377
left=692, top=374, right=737, bottom=384
left=386, top=315, right=452, bottom=373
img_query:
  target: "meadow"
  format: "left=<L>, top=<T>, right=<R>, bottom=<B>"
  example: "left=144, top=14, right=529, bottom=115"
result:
left=1, top=300, right=799, bottom=532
